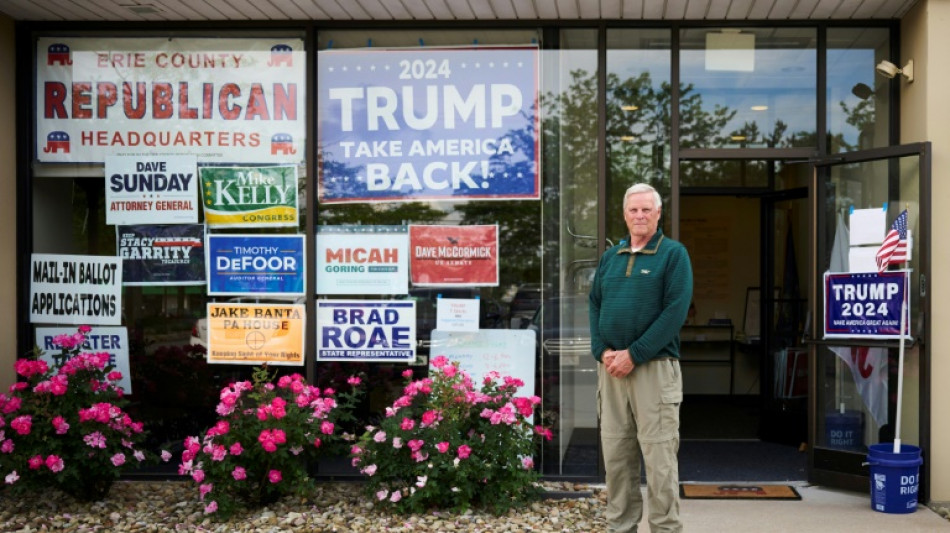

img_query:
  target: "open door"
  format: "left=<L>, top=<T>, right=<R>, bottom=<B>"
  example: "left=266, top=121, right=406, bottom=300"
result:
left=808, top=143, right=931, bottom=500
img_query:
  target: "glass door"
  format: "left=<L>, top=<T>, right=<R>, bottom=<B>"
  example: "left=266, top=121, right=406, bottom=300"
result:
left=809, top=144, right=931, bottom=499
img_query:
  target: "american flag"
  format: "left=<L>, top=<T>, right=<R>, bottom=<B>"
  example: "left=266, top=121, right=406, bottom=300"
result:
left=876, top=209, right=909, bottom=272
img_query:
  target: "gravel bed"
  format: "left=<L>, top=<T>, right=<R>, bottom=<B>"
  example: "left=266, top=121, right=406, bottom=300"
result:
left=0, top=481, right=607, bottom=532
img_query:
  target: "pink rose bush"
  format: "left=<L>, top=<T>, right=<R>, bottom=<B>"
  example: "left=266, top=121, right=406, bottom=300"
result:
left=0, top=326, right=153, bottom=501
left=179, top=366, right=361, bottom=519
left=351, top=356, right=550, bottom=514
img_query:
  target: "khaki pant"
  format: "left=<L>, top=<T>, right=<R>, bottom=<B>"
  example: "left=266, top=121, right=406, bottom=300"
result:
left=598, top=358, right=683, bottom=533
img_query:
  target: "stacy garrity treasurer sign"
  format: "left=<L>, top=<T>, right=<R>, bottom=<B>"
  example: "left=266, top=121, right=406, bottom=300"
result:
left=823, top=270, right=911, bottom=340
left=317, top=46, right=540, bottom=203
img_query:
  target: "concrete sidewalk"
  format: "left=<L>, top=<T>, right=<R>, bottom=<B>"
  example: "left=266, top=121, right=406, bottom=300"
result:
left=633, top=483, right=949, bottom=532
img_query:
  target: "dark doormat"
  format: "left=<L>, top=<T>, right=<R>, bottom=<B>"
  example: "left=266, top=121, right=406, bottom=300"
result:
left=680, top=483, right=801, bottom=500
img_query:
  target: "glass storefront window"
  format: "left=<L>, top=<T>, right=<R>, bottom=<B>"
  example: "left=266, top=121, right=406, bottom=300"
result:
left=607, top=29, right=672, bottom=238
left=315, top=29, right=546, bottom=472
left=818, top=155, right=921, bottom=452
left=679, top=27, right=817, bottom=149
left=827, top=28, right=892, bottom=153
left=31, top=33, right=309, bottom=461
left=535, top=28, right=600, bottom=476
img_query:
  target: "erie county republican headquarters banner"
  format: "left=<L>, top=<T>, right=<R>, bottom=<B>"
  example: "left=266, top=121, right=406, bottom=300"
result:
left=318, top=46, right=540, bottom=203
left=37, top=37, right=305, bottom=164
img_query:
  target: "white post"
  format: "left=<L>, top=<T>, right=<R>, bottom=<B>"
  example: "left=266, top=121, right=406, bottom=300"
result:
left=892, top=275, right=909, bottom=454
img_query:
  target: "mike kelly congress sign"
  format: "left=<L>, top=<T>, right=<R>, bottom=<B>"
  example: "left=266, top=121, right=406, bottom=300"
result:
left=318, top=46, right=540, bottom=203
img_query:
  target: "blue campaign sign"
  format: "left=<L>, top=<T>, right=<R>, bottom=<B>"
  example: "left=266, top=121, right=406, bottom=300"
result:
left=318, top=47, right=540, bottom=203
left=824, top=271, right=911, bottom=339
left=316, top=300, right=416, bottom=362
left=207, top=234, right=306, bottom=296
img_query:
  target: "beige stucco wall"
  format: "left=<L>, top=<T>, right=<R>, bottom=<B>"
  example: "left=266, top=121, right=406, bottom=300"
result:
left=902, top=0, right=949, bottom=504
left=0, top=14, right=15, bottom=393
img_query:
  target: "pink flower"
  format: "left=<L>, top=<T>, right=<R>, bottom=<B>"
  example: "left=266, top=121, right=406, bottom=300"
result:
left=78, top=325, right=92, bottom=334
left=28, top=455, right=43, bottom=469
left=390, top=490, right=402, bottom=503
left=442, top=365, right=457, bottom=378
left=204, top=501, right=218, bottom=514
left=373, top=431, right=387, bottom=443
left=347, top=376, right=362, bottom=386
left=400, top=418, right=415, bottom=431
left=84, top=431, right=106, bottom=449
left=52, top=416, right=70, bottom=435
left=111, top=453, right=126, bottom=466
left=522, top=456, right=534, bottom=469
left=161, top=450, right=172, bottom=462
left=431, top=355, right=449, bottom=369
left=320, top=421, right=334, bottom=435
left=361, top=464, right=377, bottom=476
left=436, top=442, right=450, bottom=454
left=392, top=437, right=403, bottom=449
left=46, top=455, right=64, bottom=472
left=0, top=440, right=13, bottom=453
left=211, top=444, right=227, bottom=461
left=199, top=483, right=213, bottom=500
left=106, top=371, right=123, bottom=382
left=229, top=442, right=243, bottom=456
left=534, top=426, right=553, bottom=441
left=457, top=445, right=472, bottom=459
left=312, top=438, right=322, bottom=448
left=376, top=489, right=389, bottom=501
left=192, top=469, right=205, bottom=483
left=421, top=410, right=441, bottom=427
left=232, top=466, right=246, bottom=480
left=407, top=439, right=424, bottom=452
left=268, top=469, right=282, bottom=483
left=5, top=471, right=18, bottom=484
left=10, top=415, right=31, bottom=435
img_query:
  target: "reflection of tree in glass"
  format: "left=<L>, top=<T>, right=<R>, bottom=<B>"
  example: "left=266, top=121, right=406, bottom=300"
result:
left=836, top=96, right=875, bottom=152
left=455, top=200, right=541, bottom=294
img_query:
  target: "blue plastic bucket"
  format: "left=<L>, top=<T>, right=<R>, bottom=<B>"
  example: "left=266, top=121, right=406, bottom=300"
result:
left=825, top=410, right=864, bottom=451
left=866, top=443, right=923, bottom=514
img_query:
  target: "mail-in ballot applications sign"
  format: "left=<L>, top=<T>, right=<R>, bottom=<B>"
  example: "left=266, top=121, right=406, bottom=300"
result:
left=106, top=155, right=198, bottom=225
left=207, top=234, right=305, bottom=296
left=30, top=254, right=122, bottom=325
left=35, top=327, right=132, bottom=393
left=207, top=303, right=305, bottom=366
left=824, top=270, right=911, bottom=340
left=318, top=46, right=540, bottom=203
left=316, top=225, right=409, bottom=295
left=317, top=300, right=416, bottom=362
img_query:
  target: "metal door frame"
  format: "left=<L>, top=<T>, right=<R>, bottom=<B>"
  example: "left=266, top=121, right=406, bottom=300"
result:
left=808, top=142, right=931, bottom=500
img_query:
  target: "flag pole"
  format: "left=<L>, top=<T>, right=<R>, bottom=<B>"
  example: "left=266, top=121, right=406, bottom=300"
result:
left=892, top=272, right=908, bottom=454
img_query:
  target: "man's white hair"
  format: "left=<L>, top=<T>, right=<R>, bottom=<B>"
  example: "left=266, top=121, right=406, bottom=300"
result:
left=623, top=183, right=662, bottom=210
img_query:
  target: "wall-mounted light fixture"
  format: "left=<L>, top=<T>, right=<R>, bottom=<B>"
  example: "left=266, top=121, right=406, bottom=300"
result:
left=875, top=59, right=913, bottom=83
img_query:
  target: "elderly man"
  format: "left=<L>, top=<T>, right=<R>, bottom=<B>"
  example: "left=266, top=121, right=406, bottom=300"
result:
left=589, top=183, right=693, bottom=532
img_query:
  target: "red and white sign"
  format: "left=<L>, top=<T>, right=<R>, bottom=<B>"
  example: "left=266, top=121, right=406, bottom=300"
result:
left=410, top=225, right=498, bottom=287
left=37, top=37, right=305, bottom=163
left=106, top=155, right=198, bottom=224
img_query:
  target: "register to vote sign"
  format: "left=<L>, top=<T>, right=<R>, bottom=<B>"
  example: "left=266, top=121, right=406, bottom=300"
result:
left=35, top=326, right=132, bottom=393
